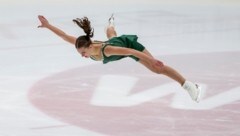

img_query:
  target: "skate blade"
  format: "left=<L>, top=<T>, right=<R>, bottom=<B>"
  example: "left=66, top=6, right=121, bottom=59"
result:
left=196, top=85, right=202, bottom=103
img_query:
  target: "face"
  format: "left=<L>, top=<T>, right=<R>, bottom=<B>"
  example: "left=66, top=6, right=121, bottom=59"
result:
left=77, top=46, right=92, bottom=58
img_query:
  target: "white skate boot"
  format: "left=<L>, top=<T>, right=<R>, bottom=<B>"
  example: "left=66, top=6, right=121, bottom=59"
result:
left=108, top=13, right=115, bottom=27
left=182, top=81, right=201, bottom=102
left=104, top=14, right=115, bottom=34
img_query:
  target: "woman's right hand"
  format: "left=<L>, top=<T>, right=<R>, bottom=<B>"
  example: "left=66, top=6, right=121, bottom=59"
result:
left=37, top=15, right=50, bottom=28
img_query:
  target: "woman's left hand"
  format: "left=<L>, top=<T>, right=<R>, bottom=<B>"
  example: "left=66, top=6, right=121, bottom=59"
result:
left=37, top=15, right=50, bottom=28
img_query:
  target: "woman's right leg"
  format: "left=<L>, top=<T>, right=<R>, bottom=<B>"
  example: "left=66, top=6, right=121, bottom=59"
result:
left=106, top=26, right=117, bottom=39
left=105, top=14, right=117, bottom=39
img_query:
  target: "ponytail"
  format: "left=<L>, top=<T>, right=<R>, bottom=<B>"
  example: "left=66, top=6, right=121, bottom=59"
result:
left=73, top=17, right=94, bottom=48
left=73, top=17, right=94, bottom=38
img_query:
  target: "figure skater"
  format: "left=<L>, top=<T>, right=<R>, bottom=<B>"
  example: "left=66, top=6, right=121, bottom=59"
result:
left=37, top=15, right=201, bottom=102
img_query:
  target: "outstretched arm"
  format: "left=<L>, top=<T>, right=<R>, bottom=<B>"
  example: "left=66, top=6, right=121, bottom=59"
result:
left=104, top=46, right=163, bottom=67
left=37, top=15, right=76, bottom=45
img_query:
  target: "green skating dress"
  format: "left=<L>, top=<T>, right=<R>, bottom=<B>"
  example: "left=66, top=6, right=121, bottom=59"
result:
left=100, top=35, right=145, bottom=64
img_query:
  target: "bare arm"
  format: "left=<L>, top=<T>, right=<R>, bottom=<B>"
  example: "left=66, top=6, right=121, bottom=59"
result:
left=104, top=46, right=163, bottom=67
left=105, top=45, right=155, bottom=61
left=37, top=15, right=76, bottom=45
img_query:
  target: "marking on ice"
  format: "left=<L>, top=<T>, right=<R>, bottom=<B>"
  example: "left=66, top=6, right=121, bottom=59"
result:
left=91, top=75, right=240, bottom=110
left=91, top=75, right=181, bottom=107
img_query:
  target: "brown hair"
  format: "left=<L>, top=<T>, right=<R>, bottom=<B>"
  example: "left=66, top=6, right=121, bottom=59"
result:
left=73, top=17, right=94, bottom=49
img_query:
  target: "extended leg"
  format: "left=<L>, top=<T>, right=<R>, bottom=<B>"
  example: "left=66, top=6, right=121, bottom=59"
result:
left=139, top=49, right=201, bottom=102
left=139, top=58, right=186, bottom=85
left=139, top=49, right=186, bottom=85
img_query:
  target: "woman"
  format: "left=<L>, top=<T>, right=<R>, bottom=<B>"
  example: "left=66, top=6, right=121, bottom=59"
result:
left=37, top=15, right=201, bottom=102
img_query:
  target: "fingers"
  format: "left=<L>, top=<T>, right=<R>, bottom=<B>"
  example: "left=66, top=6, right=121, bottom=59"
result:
left=38, top=15, right=42, bottom=20
left=37, top=15, right=47, bottom=28
left=38, top=15, right=45, bottom=19
left=38, top=15, right=48, bottom=22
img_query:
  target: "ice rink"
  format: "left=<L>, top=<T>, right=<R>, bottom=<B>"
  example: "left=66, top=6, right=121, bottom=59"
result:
left=0, top=0, right=240, bottom=136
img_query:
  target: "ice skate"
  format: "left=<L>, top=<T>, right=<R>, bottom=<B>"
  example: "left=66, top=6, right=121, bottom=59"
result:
left=105, top=13, right=116, bottom=35
left=182, top=81, right=201, bottom=102
left=108, top=13, right=115, bottom=27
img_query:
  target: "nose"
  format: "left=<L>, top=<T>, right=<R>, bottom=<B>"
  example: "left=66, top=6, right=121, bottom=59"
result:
left=81, top=54, right=88, bottom=58
left=81, top=53, right=85, bottom=57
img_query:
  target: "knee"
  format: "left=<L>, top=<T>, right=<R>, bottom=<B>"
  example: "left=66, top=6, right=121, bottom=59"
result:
left=152, top=64, right=165, bottom=74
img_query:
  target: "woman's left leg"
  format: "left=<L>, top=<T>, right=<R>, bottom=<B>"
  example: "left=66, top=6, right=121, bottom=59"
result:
left=139, top=49, right=201, bottom=102
left=140, top=49, right=186, bottom=85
